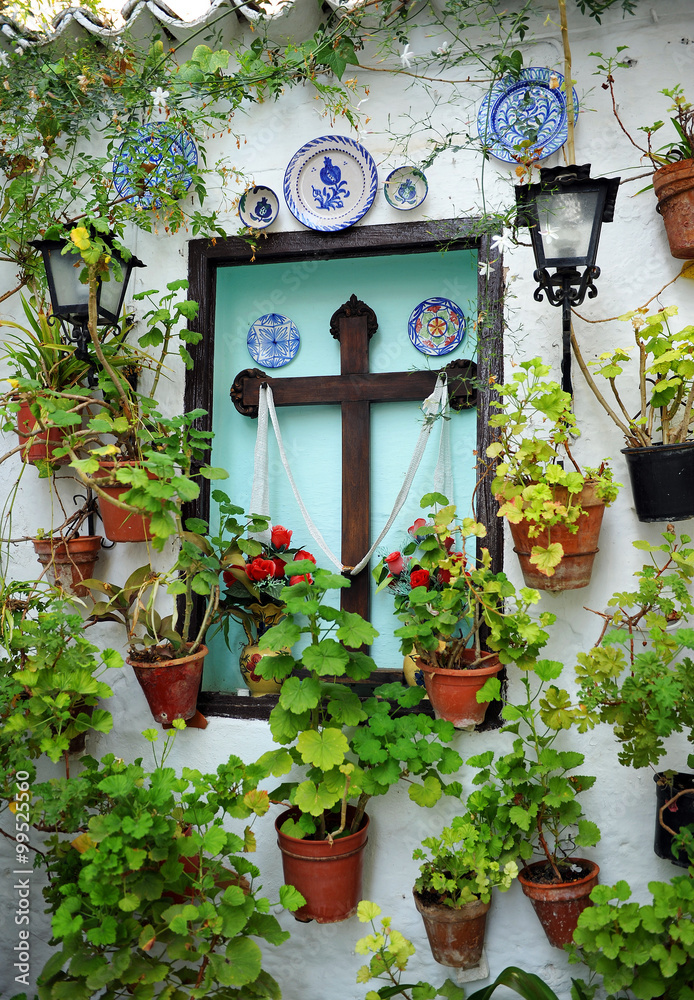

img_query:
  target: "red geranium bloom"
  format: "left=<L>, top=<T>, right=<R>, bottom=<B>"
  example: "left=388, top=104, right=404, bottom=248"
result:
left=410, top=568, right=430, bottom=589
left=443, top=536, right=455, bottom=551
left=246, top=557, right=276, bottom=581
left=438, top=568, right=452, bottom=584
left=289, top=573, right=313, bottom=585
left=222, top=569, right=235, bottom=587
left=271, top=525, right=293, bottom=549
left=385, top=551, right=404, bottom=576
left=294, top=549, right=316, bottom=564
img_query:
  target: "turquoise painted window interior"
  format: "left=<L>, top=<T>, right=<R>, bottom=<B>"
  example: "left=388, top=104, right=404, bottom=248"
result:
left=205, top=248, right=479, bottom=691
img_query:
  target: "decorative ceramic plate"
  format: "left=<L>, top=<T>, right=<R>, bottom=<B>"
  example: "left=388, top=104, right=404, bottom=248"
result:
left=477, top=67, right=579, bottom=163
left=408, top=298, right=466, bottom=357
left=247, top=314, right=300, bottom=368
left=239, top=186, right=280, bottom=229
left=284, top=135, right=378, bottom=231
left=384, top=166, right=428, bottom=210
left=112, top=123, right=198, bottom=208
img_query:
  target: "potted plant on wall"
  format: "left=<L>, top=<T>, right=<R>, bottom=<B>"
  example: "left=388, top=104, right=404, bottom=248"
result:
left=32, top=494, right=103, bottom=598
left=255, top=560, right=464, bottom=924
left=412, top=813, right=518, bottom=969
left=373, top=494, right=556, bottom=727
left=572, top=305, right=694, bottom=522
left=485, top=358, right=619, bottom=590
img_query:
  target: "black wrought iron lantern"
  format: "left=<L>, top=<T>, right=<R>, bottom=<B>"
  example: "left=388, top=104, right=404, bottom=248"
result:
left=31, top=238, right=145, bottom=383
left=515, top=164, right=620, bottom=393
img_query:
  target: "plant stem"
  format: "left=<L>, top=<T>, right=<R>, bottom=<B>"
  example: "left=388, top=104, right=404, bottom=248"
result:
left=570, top=328, right=635, bottom=441
left=558, top=0, right=575, bottom=162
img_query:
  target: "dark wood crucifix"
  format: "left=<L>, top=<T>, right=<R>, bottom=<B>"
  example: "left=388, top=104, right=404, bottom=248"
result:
left=230, top=294, right=477, bottom=623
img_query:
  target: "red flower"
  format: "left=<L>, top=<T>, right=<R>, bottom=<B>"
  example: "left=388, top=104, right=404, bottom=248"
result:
left=410, top=568, right=430, bottom=589
left=385, top=551, right=404, bottom=576
left=443, top=536, right=455, bottom=551
left=438, top=568, right=452, bottom=584
left=295, top=549, right=316, bottom=564
left=246, top=557, right=276, bottom=581
left=271, top=525, right=292, bottom=549
left=290, top=573, right=313, bottom=585
left=223, top=569, right=235, bottom=587
left=271, top=557, right=286, bottom=578
left=408, top=518, right=427, bottom=537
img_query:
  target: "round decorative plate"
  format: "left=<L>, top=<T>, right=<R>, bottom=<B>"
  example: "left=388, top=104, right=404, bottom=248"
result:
left=284, top=135, right=378, bottom=232
left=239, top=186, right=280, bottom=229
left=477, top=67, right=579, bottom=163
left=112, top=123, right=198, bottom=208
left=384, top=166, right=428, bottom=211
left=408, top=298, right=466, bottom=357
left=247, top=314, right=300, bottom=369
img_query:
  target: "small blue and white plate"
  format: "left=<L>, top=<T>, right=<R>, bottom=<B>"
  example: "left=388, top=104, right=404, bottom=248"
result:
left=384, top=166, right=428, bottom=211
left=239, top=186, right=280, bottom=229
left=112, top=123, right=198, bottom=208
left=477, top=67, right=579, bottom=163
left=247, top=314, right=300, bottom=368
left=284, top=135, right=378, bottom=232
left=408, top=298, right=466, bottom=357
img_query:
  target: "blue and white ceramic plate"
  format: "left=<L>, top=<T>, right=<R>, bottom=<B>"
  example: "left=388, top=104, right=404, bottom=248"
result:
left=408, top=298, right=466, bottom=357
left=284, top=135, right=378, bottom=231
left=239, top=186, right=280, bottom=229
left=477, top=67, right=579, bottom=163
left=112, top=123, right=198, bottom=208
left=247, top=314, right=300, bottom=368
left=384, top=166, right=428, bottom=211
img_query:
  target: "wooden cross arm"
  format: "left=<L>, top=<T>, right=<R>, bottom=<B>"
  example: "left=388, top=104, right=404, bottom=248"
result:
left=230, top=359, right=477, bottom=417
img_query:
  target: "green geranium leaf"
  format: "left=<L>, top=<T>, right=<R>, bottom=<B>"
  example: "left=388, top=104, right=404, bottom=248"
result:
left=279, top=884, right=307, bottom=912
left=279, top=676, right=321, bottom=713
left=296, top=728, right=349, bottom=769
left=408, top=774, right=442, bottom=808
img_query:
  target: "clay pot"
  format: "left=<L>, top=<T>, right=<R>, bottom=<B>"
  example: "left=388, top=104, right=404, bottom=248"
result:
left=275, top=806, right=369, bottom=924
left=239, top=642, right=284, bottom=697
left=518, top=859, right=599, bottom=949
left=127, top=645, right=207, bottom=723
left=93, top=462, right=153, bottom=543
left=653, top=158, right=694, bottom=259
left=413, top=890, right=490, bottom=968
left=416, top=650, right=501, bottom=728
left=32, top=535, right=102, bottom=598
left=506, top=483, right=606, bottom=592
left=16, top=399, right=68, bottom=465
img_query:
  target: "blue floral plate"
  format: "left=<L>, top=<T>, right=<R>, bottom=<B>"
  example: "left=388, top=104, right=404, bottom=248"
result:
left=112, top=123, right=198, bottom=208
left=239, top=185, right=280, bottom=230
left=384, top=166, right=428, bottom=211
left=284, top=135, right=378, bottom=231
left=477, top=67, right=579, bottom=163
left=408, top=298, right=466, bottom=357
left=247, top=314, right=300, bottom=368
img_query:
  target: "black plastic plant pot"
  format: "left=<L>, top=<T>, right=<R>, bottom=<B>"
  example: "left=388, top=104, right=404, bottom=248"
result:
left=622, top=442, right=694, bottom=522
left=654, top=771, right=694, bottom=868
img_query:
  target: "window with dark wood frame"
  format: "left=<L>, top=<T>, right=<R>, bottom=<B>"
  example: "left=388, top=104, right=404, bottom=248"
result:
left=185, top=219, right=504, bottom=722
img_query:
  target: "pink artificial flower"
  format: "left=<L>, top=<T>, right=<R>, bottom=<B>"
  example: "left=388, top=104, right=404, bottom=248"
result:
left=408, top=518, right=427, bottom=537
left=385, top=551, right=404, bottom=576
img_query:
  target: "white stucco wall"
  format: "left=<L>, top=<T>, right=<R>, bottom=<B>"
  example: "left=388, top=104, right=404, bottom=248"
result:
left=2, top=1, right=694, bottom=996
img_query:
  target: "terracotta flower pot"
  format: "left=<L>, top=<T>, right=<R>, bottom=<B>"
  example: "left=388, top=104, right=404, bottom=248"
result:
left=93, top=462, right=153, bottom=543
left=239, top=642, right=284, bottom=697
left=506, top=483, right=606, bottom=592
left=416, top=650, right=501, bottom=728
left=32, top=535, right=103, bottom=598
left=127, top=645, right=207, bottom=723
left=653, top=158, right=694, bottom=259
left=275, top=805, right=369, bottom=924
left=518, top=859, right=599, bottom=949
left=413, top=889, right=490, bottom=968
left=16, top=399, right=69, bottom=466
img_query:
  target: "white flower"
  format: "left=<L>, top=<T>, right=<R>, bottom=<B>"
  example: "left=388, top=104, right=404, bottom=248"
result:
left=400, top=44, right=414, bottom=69
left=539, top=224, right=558, bottom=243
left=478, top=259, right=498, bottom=277
left=0, top=51, right=8, bottom=68
left=112, top=41, right=126, bottom=54
left=150, top=86, right=169, bottom=108
left=31, top=144, right=48, bottom=161
left=436, top=40, right=450, bottom=56
left=356, top=97, right=369, bottom=110
left=491, top=232, right=513, bottom=255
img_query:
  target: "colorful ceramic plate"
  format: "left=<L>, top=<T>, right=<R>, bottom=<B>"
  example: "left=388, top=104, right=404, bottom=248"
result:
left=408, top=298, right=466, bottom=357
left=247, top=314, right=300, bottom=368
left=284, top=135, right=378, bottom=231
left=112, top=123, right=198, bottom=208
left=384, top=166, right=428, bottom=210
left=477, top=67, right=579, bottom=163
left=239, top=186, right=280, bottom=229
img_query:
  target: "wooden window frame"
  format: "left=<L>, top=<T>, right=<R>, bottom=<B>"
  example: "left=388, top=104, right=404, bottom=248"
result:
left=185, top=219, right=504, bottom=721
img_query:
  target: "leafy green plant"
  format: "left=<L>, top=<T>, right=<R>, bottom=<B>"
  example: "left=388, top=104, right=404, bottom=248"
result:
left=255, top=564, right=463, bottom=839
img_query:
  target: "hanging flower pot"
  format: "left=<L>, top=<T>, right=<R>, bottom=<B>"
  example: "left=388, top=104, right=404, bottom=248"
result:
left=413, top=890, right=490, bottom=968
left=239, top=643, right=284, bottom=697
left=32, top=535, right=103, bottom=598
left=622, top=442, right=694, bottom=522
left=653, top=158, right=694, bottom=259
left=416, top=650, right=501, bottom=728
left=275, top=806, right=369, bottom=924
left=654, top=771, right=694, bottom=868
left=93, top=461, right=153, bottom=543
left=517, top=859, right=599, bottom=949
left=507, top=483, right=606, bottom=592
left=127, top=645, right=207, bottom=724
left=16, top=399, right=69, bottom=466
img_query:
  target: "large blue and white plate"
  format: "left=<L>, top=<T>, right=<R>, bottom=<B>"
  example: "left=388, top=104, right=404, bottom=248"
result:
left=247, top=314, right=300, bottom=369
left=408, top=298, right=465, bottom=357
left=477, top=67, right=579, bottom=163
left=284, top=135, right=378, bottom=231
left=113, top=123, right=198, bottom=208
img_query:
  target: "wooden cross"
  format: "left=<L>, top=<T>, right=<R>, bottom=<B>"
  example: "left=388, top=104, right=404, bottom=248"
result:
left=230, top=294, right=477, bottom=623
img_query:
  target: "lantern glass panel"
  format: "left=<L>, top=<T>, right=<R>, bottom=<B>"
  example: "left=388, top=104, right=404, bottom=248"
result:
left=44, top=246, right=89, bottom=318
left=97, top=258, right=127, bottom=324
left=535, top=189, right=601, bottom=267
